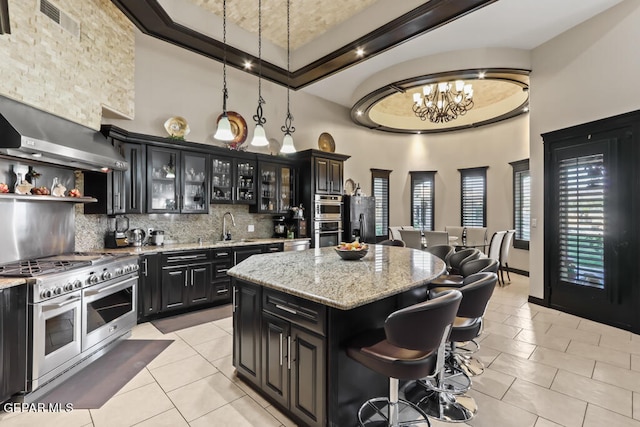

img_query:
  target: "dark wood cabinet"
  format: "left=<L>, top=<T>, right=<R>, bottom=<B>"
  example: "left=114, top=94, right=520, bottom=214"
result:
left=290, top=325, right=325, bottom=426
left=0, top=285, right=27, bottom=403
left=233, top=280, right=262, bottom=387
left=210, top=155, right=256, bottom=205
left=211, top=248, right=232, bottom=302
left=84, top=140, right=146, bottom=215
left=314, top=157, right=342, bottom=195
left=138, top=253, right=161, bottom=321
left=160, top=251, right=212, bottom=312
left=234, top=246, right=264, bottom=265
left=261, top=312, right=290, bottom=408
left=254, top=161, right=296, bottom=214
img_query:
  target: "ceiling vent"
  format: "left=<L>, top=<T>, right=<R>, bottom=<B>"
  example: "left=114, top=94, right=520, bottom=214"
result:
left=38, top=0, right=80, bottom=39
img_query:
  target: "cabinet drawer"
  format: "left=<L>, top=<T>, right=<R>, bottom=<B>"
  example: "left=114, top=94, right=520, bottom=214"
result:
left=162, top=251, right=210, bottom=265
left=263, top=243, right=283, bottom=253
left=212, top=260, right=232, bottom=281
left=263, top=289, right=326, bottom=336
left=212, top=249, right=232, bottom=260
left=211, top=283, right=230, bottom=301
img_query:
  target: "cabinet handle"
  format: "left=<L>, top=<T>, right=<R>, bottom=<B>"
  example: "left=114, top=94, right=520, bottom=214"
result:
left=184, top=274, right=188, bottom=287
left=168, top=255, right=201, bottom=261
left=216, top=288, right=228, bottom=295
left=275, top=304, right=297, bottom=315
left=217, top=268, right=229, bottom=273
left=268, top=247, right=280, bottom=252
left=142, top=258, right=148, bottom=276
left=191, top=270, right=194, bottom=286
left=216, top=252, right=230, bottom=257
left=287, top=336, right=292, bottom=370
left=232, top=286, right=236, bottom=312
left=279, top=333, right=284, bottom=366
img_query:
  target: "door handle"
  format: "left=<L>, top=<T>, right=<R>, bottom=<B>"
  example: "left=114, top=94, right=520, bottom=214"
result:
left=279, top=333, right=283, bottom=366
left=287, top=335, right=292, bottom=370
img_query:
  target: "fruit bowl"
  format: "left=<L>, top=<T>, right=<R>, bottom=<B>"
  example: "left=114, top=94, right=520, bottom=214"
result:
left=334, top=242, right=368, bottom=260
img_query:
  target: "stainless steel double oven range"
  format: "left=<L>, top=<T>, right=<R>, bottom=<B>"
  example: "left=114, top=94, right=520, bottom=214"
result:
left=314, top=194, right=343, bottom=247
left=0, top=252, right=139, bottom=400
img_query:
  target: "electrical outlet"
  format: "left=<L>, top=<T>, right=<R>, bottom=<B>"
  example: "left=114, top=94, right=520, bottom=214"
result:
left=147, top=227, right=154, bottom=236
left=248, top=224, right=255, bottom=232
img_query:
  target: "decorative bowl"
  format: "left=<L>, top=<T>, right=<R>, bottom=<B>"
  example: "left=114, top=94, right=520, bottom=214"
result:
left=334, top=246, right=368, bottom=260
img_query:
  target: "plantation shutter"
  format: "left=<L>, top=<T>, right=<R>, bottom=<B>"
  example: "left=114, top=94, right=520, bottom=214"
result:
left=410, top=171, right=435, bottom=231
left=460, top=167, right=487, bottom=227
left=371, top=169, right=391, bottom=238
left=557, top=154, right=605, bottom=288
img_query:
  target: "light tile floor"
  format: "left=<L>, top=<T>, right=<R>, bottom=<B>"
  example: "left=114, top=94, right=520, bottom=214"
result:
left=2, top=273, right=640, bottom=426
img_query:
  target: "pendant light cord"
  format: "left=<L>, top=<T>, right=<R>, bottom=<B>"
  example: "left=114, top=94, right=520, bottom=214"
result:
left=221, top=0, right=228, bottom=111
left=253, top=0, right=266, bottom=126
left=281, top=0, right=295, bottom=135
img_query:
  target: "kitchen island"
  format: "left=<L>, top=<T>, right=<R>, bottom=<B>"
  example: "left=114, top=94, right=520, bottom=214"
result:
left=227, top=245, right=446, bottom=427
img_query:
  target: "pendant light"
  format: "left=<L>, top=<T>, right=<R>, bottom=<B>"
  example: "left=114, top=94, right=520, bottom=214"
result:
left=250, top=0, right=269, bottom=147
left=213, top=0, right=234, bottom=141
left=280, top=0, right=296, bottom=154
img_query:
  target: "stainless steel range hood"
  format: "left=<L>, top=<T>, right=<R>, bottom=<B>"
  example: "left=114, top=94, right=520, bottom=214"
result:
left=0, top=95, right=128, bottom=172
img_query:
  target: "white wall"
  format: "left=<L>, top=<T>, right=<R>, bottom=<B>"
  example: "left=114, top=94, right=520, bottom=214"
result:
left=528, top=0, right=640, bottom=298
left=105, top=29, right=531, bottom=271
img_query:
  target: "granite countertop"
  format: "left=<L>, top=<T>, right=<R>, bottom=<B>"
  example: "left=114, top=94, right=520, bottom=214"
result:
left=97, top=237, right=311, bottom=255
left=0, top=277, right=27, bottom=290
left=227, top=245, right=446, bottom=310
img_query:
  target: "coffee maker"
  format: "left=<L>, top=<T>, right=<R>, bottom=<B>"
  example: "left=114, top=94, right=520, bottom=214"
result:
left=273, top=215, right=287, bottom=238
left=104, top=215, right=129, bottom=248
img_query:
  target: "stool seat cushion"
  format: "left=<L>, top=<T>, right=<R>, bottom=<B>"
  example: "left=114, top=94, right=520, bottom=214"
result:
left=449, top=317, right=482, bottom=343
left=429, top=275, right=464, bottom=288
left=347, top=328, right=438, bottom=380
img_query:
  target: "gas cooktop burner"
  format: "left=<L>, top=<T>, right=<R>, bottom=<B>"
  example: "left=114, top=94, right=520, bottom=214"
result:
left=0, top=252, right=131, bottom=278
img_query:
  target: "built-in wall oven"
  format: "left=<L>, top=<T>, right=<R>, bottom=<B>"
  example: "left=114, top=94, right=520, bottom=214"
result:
left=314, top=194, right=342, bottom=220
left=314, top=220, right=343, bottom=248
left=314, top=194, right=343, bottom=247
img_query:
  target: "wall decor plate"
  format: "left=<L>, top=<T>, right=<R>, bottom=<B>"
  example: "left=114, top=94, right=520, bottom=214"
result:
left=318, top=132, right=335, bottom=152
left=164, top=116, right=190, bottom=138
left=344, top=178, right=355, bottom=195
left=217, top=111, right=248, bottom=147
left=268, top=138, right=282, bottom=155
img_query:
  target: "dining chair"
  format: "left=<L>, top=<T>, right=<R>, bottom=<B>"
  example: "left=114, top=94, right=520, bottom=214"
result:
left=388, top=226, right=404, bottom=241
left=484, top=231, right=506, bottom=282
left=423, top=231, right=449, bottom=247
left=379, top=239, right=406, bottom=247
left=444, top=226, right=465, bottom=244
left=399, top=230, right=423, bottom=250
left=464, top=227, right=488, bottom=253
left=499, top=230, right=516, bottom=285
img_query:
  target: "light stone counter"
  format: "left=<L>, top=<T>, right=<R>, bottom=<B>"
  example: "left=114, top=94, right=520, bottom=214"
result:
left=227, top=245, right=446, bottom=310
left=95, top=237, right=310, bottom=255
left=0, top=277, right=27, bottom=290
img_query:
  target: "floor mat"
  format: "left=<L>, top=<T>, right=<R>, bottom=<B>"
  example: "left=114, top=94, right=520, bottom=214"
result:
left=151, top=304, right=232, bottom=334
left=36, top=339, right=172, bottom=409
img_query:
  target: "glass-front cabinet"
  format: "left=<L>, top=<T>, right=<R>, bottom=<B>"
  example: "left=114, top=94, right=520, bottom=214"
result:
left=182, top=152, right=208, bottom=213
left=210, top=155, right=256, bottom=205
left=147, top=146, right=208, bottom=214
left=255, top=162, right=295, bottom=213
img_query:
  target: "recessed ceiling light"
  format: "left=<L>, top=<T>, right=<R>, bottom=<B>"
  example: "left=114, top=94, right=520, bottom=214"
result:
left=478, top=72, right=486, bottom=79
left=356, top=48, right=365, bottom=57
left=523, top=106, right=529, bottom=112
left=356, top=110, right=363, bottom=116
left=244, top=60, right=252, bottom=69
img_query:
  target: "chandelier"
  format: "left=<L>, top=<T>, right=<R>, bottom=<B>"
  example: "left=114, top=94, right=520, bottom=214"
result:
left=412, top=80, right=474, bottom=123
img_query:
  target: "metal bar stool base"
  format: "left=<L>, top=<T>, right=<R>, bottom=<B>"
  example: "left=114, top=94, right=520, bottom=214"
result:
left=454, top=353, right=485, bottom=377
left=358, top=397, right=431, bottom=427
left=403, top=382, right=477, bottom=423
left=422, top=366, right=472, bottom=394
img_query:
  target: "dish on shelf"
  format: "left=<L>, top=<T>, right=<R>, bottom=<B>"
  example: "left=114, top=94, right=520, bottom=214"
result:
left=217, top=111, right=248, bottom=148
left=163, top=116, right=190, bottom=139
left=318, top=132, right=335, bottom=152
left=344, top=178, right=355, bottom=195
left=268, top=138, right=282, bottom=155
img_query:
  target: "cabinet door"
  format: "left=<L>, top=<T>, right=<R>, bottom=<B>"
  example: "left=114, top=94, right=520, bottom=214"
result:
left=279, top=166, right=294, bottom=212
left=261, top=313, right=290, bottom=408
left=211, top=155, right=233, bottom=204
left=122, top=142, right=146, bottom=213
left=258, top=162, right=279, bottom=213
left=188, top=262, right=212, bottom=305
left=0, top=286, right=27, bottom=403
left=211, top=251, right=232, bottom=302
left=161, top=266, right=189, bottom=311
left=233, top=281, right=261, bottom=386
left=139, top=254, right=161, bottom=320
left=290, top=326, right=325, bottom=427
left=182, top=152, right=208, bottom=213
left=234, top=246, right=263, bottom=265
left=328, top=160, right=343, bottom=195
left=147, top=147, right=180, bottom=213
left=314, top=158, right=330, bottom=194
left=235, top=159, right=256, bottom=204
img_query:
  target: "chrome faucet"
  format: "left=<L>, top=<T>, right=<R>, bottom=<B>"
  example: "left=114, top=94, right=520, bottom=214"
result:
left=222, top=211, right=236, bottom=241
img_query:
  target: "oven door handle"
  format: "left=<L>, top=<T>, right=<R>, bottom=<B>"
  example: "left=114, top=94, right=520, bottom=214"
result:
left=43, top=296, right=81, bottom=309
left=84, top=277, right=135, bottom=296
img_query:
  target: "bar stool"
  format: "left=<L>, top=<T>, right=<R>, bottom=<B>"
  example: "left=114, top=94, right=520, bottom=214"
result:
left=427, top=258, right=498, bottom=289
left=406, top=272, right=497, bottom=423
left=347, top=290, right=462, bottom=427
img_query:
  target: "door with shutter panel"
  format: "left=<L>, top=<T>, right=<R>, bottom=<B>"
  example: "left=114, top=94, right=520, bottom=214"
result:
left=545, top=125, right=635, bottom=331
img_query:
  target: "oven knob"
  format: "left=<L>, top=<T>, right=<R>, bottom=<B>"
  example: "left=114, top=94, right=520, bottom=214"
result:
left=130, top=263, right=139, bottom=272
left=115, top=267, right=124, bottom=276
left=88, top=274, right=99, bottom=285
left=53, top=287, right=63, bottom=295
left=102, top=271, right=112, bottom=280
left=73, top=279, right=83, bottom=289
left=40, top=289, right=52, bottom=299
left=64, top=282, right=74, bottom=291
left=124, top=265, right=132, bottom=273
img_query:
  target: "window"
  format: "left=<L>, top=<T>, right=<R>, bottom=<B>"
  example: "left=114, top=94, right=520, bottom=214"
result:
left=410, top=171, right=435, bottom=231
left=510, top=159, right=530, bottom=250
left=371, top=169, right=391, bottom=240
left=459, top=167, right=487, bottom=227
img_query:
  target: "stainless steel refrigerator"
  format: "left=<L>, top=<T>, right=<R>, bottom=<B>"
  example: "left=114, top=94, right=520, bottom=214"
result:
left=343, top=195, right=376, bottom=243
